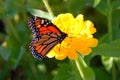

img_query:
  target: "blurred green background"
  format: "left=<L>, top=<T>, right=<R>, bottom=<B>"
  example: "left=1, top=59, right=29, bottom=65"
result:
left=0, top=0, right=120, bottom=80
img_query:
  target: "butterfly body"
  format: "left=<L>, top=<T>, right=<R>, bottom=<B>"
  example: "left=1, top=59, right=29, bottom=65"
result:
left=28, top=16, right=67, bottom=60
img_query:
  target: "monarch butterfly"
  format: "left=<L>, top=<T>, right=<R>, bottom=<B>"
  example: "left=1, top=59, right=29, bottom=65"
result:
left=28, top=16, right=67, bottom=60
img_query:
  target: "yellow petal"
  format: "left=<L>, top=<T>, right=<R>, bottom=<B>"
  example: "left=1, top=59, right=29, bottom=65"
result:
left=79, top=48, right=92, bottom=55
left=76, top=14, right=84, bottom=23
left=68, top=51, right=78, bottom=60
left=55, top=53, right=67, bottom=60
left=86, top=38, right=98, bottom=47
left=46, top=50, right=56, bottom=58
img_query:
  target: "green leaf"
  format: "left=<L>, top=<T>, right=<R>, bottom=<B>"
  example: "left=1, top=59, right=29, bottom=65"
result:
left=93, top=39, right=120, bottom=57
left=95, top=0, right=108, bottom=16
left=0, top=68, right=9, bottom=80
left=54, top=64, right=72, bottom=80
left=0, top=46, right=11, bottom=61
left=92, top=67, right=111, bottom=80
left=27, top=8, right=52, bottom=20
left=101, top=56, right=120, bottom=78
left=67, top=0, right=85, bottom=15
left=75, top=55, right=95, bottom=80
left=112, top=0, right=120, bottom=10
left=114, top=57, right=120, bottom=71
left=13, top=46, right=25, bottom=70
left=5, top=20, right=20, bottom=43
left=53, top=63, right=82, bottom=80
left=101, top=56, right=113, bottom=71
left=112, top=11, right=120, bottom=39
left=93, top=0, right=101, bottom=7
left=0, top=33, right=5, bottom=42
left=98, top=33, right=109, bottom=44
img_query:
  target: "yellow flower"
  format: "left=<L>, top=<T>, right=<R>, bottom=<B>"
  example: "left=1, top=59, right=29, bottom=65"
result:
left=47, top=13, right=98, bottom=60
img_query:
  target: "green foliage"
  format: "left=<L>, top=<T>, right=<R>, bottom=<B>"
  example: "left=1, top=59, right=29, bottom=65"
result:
left=0, top=0, right=120, bottom=80
left=75, top=55, right=95, bottom=80
left=93, top=67, right=111, bottom=80
left=0, top=46, right=11, bottom=61
left=53, top=62, right=82, bottom=80
left=27, top=8, right=52, bottom=20
left=93, top=39, right=120, bottom=57
left=54, top=63, right=77, bottom=80
left=93, top=0, right=101, bottom=7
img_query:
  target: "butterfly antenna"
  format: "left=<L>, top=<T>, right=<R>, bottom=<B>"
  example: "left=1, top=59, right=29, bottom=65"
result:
left=59, top=44, right=61, bottom=52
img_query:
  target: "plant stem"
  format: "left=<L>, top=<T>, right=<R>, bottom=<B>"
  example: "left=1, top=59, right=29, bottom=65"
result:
left=112, top=61, right=117, bottom=80
left=42, top=0, right=54, bottom=18
left=7, top=19, right=20, bottom=43
left=107, top=1, right=116, bottom=80
left=75, top=58, right=84, bottom=79
left=107, top=0, right=113, bottom=42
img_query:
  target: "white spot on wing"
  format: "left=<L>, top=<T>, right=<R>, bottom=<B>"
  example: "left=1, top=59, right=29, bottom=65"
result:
left=41, top=19, right=44, bottom=24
